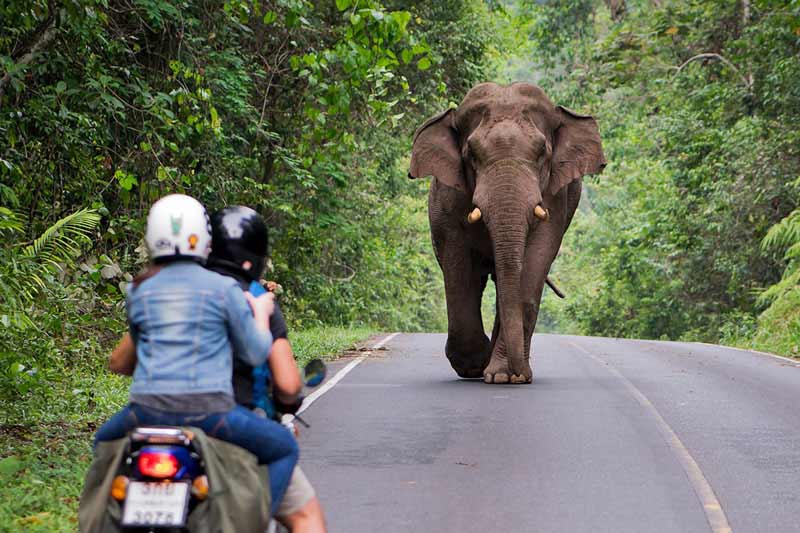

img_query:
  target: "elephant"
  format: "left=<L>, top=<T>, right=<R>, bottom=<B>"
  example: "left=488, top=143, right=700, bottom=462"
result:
left=409, top=82, right=605, bottom=384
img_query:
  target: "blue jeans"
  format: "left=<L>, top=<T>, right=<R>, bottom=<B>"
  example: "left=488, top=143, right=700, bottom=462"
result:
left=95, top=403, right=298, bottom=515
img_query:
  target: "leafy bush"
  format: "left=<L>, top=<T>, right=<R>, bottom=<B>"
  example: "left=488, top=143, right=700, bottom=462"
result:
left=0, top=208, right=105, bottom=400
left=0, top=0, right=503, bottom=412
left=1, top=0, right=505, bottom=338
left=512, top=0, right=800, bottom=352
left=749, top=182, right=800, bottom=355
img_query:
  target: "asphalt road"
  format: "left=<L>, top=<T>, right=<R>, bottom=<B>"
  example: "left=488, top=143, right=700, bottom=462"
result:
left=299, top=334, right=800, bottom=533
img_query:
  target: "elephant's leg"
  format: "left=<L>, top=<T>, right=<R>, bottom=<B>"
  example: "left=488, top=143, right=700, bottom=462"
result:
left=439, top=246, right=491, bottom=378
left=484, top=290, right=514, bottom=383
left=521, top=289, right=545, bottom=377
left=484, top=323, right=512, bottom=383
left=485, top=309, right=538, bottom=383
left=519, top=194, right=571, bottom=377
left=484, top=295, right=540, bottom=383
left=489, top=293, right=501, bottom=353
left=484, top=191, right=570, bottom=384
left=429, top=182, right=492, bottom=378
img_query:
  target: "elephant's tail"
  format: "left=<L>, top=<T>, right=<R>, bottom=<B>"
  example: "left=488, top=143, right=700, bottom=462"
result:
left=546, top=277, right=565, bottom=299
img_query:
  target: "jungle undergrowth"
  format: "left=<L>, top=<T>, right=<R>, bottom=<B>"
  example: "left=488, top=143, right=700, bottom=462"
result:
left=0, top=325, right=376, bottom=532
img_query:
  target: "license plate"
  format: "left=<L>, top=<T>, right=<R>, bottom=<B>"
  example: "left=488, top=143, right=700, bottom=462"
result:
left=121, top=481, right=190, bottom=527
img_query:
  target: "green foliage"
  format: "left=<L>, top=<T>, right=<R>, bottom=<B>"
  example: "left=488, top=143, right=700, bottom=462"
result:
left=0, top=0, right=503, bottom=338
left=0, top=325, right=372, bottom=531
left=0, top=4, right=500, bottom=524
left=0, top=208, right=104, bottom=398
left=23, top=209, right=101, bottom=280
left=0, top=425, right=93, bottom=532
left=510, top=0, right=800, bottom=352
left=748, top=178, right=800, bottom=354
left=751, top=285, right=800, bottom=356
left=760, top=203, right=800, bottom=305
left=282, top=325, right=378, bottom=364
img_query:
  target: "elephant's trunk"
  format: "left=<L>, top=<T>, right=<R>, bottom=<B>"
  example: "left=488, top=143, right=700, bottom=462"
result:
left=475, top=166, right=538, bottom=379
left=490, top=218, right=527, bottom=377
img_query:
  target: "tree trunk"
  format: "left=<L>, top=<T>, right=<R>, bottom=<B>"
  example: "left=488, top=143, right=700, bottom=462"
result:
left=605, top=0, right=626, bottom=21
left=0, top=0, right=58, bottom=102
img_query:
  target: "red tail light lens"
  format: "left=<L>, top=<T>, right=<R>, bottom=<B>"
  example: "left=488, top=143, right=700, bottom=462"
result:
left=137, top=451, right=180, bottom=478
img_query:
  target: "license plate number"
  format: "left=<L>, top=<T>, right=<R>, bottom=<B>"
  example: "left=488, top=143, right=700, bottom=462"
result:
left=121, top=481, right=190, bottom=527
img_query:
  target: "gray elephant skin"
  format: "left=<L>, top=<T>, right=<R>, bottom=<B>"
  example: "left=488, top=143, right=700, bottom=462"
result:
left=409, top=82, right=605, bottom=384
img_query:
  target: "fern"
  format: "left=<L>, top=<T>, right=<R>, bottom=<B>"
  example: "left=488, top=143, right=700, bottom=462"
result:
left=758, top=269, right=800, bottom=306
left=0, top=208, right=101, bottom=307
left=23, top=208, right=101, bottom=269
left=759, top=208, right=800, bottom=307
left=0, top=207, right=24, bottom=234
left=762, top=209, right=800, bottom=253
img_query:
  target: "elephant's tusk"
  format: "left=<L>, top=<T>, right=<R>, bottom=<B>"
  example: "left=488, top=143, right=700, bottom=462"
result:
left=534, top=205, right=550, bottom=222
left=467, top=207, right=482, bottom=224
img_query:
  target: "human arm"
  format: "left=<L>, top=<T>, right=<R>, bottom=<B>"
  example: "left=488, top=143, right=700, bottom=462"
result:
left=270, top=338, right=303, bottom=403
left=266, top=301, right=303, bottom=402
left=226, top=283, right=274, bottom=367
left=108, top=332, right=137, bottom=376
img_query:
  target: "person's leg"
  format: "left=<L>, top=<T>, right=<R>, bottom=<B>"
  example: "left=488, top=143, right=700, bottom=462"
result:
left=276, top=466, right=326, bottom=533
left=278, top=497, right=326, bottom=533
left=202, top=406, right=298, bottom=514
left=94, top=404, right=200, bottom=447
left=94, top=404, right=140, bottom=447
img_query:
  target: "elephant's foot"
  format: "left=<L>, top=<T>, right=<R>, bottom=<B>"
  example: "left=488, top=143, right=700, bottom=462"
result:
left=452, top=363, right=486, bottom=379
left=445, top=335, right=491, bottom=379
left=483, top=353, right=532, bottom=384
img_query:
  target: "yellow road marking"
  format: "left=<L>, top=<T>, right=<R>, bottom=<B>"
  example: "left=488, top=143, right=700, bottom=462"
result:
left=569, top=341, right=733, bottom=533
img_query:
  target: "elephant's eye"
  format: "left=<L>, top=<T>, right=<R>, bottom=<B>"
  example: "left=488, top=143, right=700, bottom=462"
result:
left=466, top=138, right=481, bottom=164
left=529, top=131, right=548, bottom=159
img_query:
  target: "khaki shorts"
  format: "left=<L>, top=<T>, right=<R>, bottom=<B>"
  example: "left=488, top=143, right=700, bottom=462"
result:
left=276, top=465, right=316, bottom=518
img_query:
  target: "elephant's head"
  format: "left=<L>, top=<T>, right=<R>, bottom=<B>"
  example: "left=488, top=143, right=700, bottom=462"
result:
left=409, top=82, right=605, bottom=378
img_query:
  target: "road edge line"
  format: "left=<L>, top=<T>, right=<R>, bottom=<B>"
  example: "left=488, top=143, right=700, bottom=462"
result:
left=286, top=332, right=400, bottom=421
left=692, top=341, right=799, bottom=366
left=569, top=341, right=733, bottom=533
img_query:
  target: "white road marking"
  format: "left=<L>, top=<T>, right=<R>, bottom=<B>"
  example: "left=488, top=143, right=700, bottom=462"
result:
left=283, top=332, right=400, bottom=423
left=693, top=341, right=800, bottom=366
left=569, top=341, right=733, bottom=533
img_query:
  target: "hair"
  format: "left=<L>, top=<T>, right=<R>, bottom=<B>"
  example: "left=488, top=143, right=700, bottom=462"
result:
left=131, top=264, right=163, bottom=290
left=131, top=255, right=207, bottom=290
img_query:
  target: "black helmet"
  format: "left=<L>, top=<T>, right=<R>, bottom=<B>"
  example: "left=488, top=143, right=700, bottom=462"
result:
left=209, top=206, right=268, bottom=281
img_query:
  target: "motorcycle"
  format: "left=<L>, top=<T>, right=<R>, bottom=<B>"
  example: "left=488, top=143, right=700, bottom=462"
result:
left=105, top=359, right=326, bottom=532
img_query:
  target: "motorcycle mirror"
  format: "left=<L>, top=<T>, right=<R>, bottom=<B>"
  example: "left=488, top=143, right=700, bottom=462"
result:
left=303, top=359, right=327, bottom=387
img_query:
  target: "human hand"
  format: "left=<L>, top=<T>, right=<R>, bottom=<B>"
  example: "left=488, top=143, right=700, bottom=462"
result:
left=261, top=279, right=283, bottom=295
left=244, top=291, right=275, bottom=329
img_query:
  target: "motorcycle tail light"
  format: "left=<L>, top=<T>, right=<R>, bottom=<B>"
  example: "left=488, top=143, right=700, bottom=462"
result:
left=111, top=475, right=129, bottom=501
left=137, top=450, right=180, bottom=478
left=192, top=475, right=209, bottom=500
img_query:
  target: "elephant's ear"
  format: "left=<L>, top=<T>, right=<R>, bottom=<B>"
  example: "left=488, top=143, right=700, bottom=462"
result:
left=549, top=106, right=606, bottom=197
left=409, top=109, right=466, bottom=193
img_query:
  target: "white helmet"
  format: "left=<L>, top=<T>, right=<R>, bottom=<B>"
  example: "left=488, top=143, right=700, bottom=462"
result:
left=145, top=194, right=211, bottom=261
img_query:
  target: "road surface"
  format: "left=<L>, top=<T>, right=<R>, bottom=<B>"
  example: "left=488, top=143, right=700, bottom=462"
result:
left=299, top=333, right=800, bottom=532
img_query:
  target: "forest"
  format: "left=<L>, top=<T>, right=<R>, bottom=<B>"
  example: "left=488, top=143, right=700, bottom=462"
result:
left=1, top=0, right=799, bottom=528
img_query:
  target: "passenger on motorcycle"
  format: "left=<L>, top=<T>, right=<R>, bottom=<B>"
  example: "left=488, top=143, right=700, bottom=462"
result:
left=95, top=194, right=297, bottom=515
left=110, top=205, right=328, bottom=532
left=208, top=206, right=327, bottom=533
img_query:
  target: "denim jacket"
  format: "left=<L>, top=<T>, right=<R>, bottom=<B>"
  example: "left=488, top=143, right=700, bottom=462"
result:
left=127, top=261, right=273, bottom=399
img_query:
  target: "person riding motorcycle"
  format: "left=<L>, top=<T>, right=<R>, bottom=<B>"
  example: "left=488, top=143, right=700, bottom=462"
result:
left=108, top=204, right=327, bottom=532
left=207, top=206, right=327, bottom=533
left=96, top=194, right=297, bottom=516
